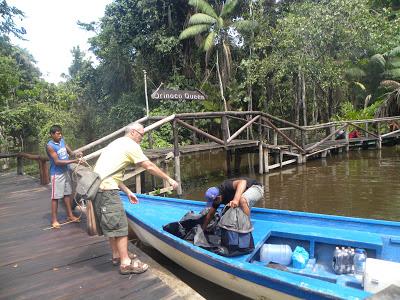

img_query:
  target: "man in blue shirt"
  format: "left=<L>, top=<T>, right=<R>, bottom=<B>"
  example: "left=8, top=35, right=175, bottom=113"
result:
left=46, top=125, right=82, bottom=228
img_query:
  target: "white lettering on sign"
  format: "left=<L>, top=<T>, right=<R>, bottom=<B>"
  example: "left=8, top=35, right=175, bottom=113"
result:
left=151, top=89, right=206, bottom=100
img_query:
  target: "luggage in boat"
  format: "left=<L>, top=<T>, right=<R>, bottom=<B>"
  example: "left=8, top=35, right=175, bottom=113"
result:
left=219, top=207, right=254, bottom=256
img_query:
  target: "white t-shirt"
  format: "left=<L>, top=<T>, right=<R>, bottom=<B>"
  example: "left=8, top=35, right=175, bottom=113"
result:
left=94, top=136, right=148, bottom=190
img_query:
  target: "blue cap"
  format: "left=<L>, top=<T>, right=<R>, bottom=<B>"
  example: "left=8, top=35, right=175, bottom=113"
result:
left=205, top=187, right=220, bottom=207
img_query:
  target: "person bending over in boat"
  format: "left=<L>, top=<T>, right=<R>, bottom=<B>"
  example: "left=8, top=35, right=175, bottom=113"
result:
left=202, top=177, right=264, bottom=231
left=93, top=122, right=179, bottom=275
left=46, top=124, right=82, bottom=229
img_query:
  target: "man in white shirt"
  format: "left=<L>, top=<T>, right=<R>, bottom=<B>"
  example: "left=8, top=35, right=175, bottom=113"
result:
left=94, top=123, right=178, bottom=275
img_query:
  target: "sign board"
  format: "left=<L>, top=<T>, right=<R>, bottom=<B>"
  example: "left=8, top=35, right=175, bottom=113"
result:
left=151, top=89, right=207, bottom=101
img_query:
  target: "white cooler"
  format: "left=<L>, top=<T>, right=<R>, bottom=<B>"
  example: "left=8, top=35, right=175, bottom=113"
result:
left=363, top=258, right=400, bottom=293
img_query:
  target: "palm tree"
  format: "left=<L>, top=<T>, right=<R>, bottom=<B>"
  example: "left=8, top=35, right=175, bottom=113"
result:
left=346, top=46, right=400, bottom=114
left=374, top=47, right=400, bottom=117
left=375, top=80, right=400, bottom=118
left=179, top=0, right=239, bottom=111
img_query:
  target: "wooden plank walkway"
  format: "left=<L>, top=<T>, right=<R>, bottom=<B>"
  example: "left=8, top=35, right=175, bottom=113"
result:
left=0, top=172, right=188, bottom=300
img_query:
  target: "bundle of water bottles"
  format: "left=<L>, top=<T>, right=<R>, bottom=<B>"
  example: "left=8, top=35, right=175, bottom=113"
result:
left=332, top=246, right=367, bottom=278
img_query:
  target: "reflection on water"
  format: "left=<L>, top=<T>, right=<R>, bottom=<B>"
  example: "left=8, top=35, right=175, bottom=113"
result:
left=180, top=145, right=400, bottom=222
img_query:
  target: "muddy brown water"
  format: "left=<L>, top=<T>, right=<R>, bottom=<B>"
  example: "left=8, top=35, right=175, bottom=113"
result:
left=139, top=146, right=400, bottom=299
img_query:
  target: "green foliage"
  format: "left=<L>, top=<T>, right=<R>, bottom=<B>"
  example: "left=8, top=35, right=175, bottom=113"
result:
left=333, top=101, right=382, bottom=121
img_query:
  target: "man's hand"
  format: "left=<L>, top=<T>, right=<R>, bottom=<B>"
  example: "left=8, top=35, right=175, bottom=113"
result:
left=128, top=193, right=139, bottom=204
left=228, top=200, right=240, bottom=208
left=168, top=178, right=179, bottom=190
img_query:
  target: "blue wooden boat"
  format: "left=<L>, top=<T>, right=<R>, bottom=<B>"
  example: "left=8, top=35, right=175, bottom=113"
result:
left=122, top=193, right=400, bottom=299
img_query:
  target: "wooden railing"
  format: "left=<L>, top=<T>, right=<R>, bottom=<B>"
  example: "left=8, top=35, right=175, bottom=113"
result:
left=0, top=153, right=49, bottom=185
left=1, top=113, right=399, bottom=191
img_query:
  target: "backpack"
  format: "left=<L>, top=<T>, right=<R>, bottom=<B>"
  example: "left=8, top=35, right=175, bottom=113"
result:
left=218, top=206, right=255, bottom=256
left=70, top=163, right=103, bottom=236
left=70, top=163, right=102, bottom=201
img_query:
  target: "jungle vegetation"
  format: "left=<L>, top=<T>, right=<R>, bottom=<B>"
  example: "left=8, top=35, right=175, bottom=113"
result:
left=1, top=0, right=399, bottom=155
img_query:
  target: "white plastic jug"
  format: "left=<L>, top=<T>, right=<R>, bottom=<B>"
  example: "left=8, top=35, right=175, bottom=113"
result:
left=260, top=244, right=293, bottom=265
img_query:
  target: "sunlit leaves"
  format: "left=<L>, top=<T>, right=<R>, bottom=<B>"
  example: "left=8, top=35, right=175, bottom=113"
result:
left=188, top=13, right=216, bottom=26
left=179, top=24, right=211, bottom=40
left=188, top=0, right=218, bottom=20
left=220, top=0, right=238, bottom=18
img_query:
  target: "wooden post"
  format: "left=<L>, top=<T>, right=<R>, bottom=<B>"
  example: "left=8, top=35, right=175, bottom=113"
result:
left=147, top=120, right=156, bottom=189
left=221, top=115, right=229, bottom=145
left=273, top=131, right=278, bottom=146
left=135, top=174, right=141, bottom=194
left=17, top=156, right=23, bottom=175
left=258, top=119, right=264, bottom=174
left=330, top=125, right=336, bottom=141
left=38, top=159, right=49, bottom=185
left=258, top=143, right=263, bottom=174
left=191, top=119, right=198, bottom=144
left=301, top=130, right=306, bottom=148
left=173, top=120, right=183, bottom=195
left=297, top=154, right=303, bottom=164
left=365, top=122, right=369, bottom=138
left=345, top=124, right=350, bottom=152
left=377, top=122, right=382, bottom=149
left=264, top=148, right=269, bottom=173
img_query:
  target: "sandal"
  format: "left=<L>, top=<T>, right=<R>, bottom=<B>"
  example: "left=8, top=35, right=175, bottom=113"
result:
left=119, top=259, right=148, bottom=275
left=112, top=251, right=138, bottom=266
left=51, top=222, right=61, bottom=229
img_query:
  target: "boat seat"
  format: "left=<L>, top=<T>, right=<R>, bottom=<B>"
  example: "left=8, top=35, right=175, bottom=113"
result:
left=270, top=223, right=383, bottom=258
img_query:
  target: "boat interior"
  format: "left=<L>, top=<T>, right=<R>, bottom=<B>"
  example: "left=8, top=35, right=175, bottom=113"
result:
left=124, top=194, right=400, bottom=294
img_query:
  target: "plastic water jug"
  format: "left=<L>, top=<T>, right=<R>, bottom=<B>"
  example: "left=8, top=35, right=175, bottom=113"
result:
left=354, top=248, right=367, bottom=283
left=260, top=244, right=292, bottom=265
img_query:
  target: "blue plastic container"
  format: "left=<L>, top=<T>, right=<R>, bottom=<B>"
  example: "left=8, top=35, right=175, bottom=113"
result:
left=292, top=246, right=309, bottom=269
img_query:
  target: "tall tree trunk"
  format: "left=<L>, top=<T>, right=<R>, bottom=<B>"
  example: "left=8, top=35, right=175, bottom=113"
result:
left=294, top=69, right=301, bottom=125
left=216, top=52, right=228, bottom=112
left=301, top=71, right=307, bottom=126
left=327, top=86, right=334, bottom=120
left=312, top=83, right=318, bottom=124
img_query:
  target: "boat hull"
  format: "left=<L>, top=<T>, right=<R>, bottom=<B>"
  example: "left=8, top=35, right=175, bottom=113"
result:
left=128, top=219, right=299, bottom=300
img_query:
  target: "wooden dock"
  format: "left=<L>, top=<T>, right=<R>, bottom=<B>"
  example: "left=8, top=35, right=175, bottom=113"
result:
left=0, top=172, right=200, bottom=300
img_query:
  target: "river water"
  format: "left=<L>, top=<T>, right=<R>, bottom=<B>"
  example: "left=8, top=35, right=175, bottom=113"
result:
left=140, top=145, right=400, bottom=299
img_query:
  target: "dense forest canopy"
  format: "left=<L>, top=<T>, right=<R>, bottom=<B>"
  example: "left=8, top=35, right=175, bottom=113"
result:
left=0, top=0, right=399, bottom=155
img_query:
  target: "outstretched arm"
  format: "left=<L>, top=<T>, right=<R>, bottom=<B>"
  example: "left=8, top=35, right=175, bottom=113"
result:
left=46, top=145, right=79, bottom=166
left=138, top=160, right=178, bottom=189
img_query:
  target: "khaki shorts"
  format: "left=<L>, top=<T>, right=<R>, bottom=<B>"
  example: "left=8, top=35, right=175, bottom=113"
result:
left=242, top=185, right=264, bottom=208
left=51, top=172, right=72, bottom=199
left=93, top=190, right=128, bottom=237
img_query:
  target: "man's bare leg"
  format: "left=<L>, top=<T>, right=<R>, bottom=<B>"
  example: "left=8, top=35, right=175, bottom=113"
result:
left=51, top=198, right=60, bottom=226
left=115, top=236, right=130, bottom=266
left=63, top=195, right=79, bottom=221
left=109, top=237, right=119, bottom=259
